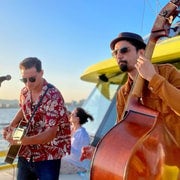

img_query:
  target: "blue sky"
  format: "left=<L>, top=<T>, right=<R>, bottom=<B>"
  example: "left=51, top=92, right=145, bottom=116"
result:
left=0, top=0, right=169, bottom=102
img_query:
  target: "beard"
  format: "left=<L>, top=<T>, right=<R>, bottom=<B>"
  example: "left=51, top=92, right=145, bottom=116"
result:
left=120, top=63, right=128, bottom=72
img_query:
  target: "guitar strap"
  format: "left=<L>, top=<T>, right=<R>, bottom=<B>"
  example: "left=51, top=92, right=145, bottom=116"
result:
left=24, top=83, right=54, bottom=130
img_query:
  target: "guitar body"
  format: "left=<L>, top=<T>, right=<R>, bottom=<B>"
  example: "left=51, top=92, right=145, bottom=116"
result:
left=5, top=144, right=21, bottom=164
left=125, top=117, right=180, bottom=179
left=4, top=119, right=27, bottom=164
left=90, top=102, right=158, bottom=180
left=91, top=101, right=180, bottom=180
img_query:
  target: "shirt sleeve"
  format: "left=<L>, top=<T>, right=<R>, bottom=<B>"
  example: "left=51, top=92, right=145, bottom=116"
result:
left=116, top=87, right=128, bottom=123
left=148, top=64, right=180, bottom=115
left=71, top=128, right=90, bottom=157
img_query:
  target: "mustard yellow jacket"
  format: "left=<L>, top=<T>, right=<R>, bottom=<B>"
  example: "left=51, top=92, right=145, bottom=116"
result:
left=116, top=64, right=180, bottom=168
left=116, top=64, right=180, bottom=179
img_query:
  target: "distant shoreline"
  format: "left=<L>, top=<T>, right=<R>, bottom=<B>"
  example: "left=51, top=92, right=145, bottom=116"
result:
left=0, top=99, right=85, bottom=110
left=0, top=107, right=19, bottom=109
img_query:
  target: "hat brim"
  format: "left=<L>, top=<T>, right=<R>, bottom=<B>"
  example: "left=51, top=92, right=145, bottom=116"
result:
left=110, top=34, right=146, bottom=50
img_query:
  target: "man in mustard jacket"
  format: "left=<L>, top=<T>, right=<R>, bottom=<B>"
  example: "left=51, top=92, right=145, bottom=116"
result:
left=81, top=32, right=180, bottom=179
left=110, top=32, right=180, bottom=179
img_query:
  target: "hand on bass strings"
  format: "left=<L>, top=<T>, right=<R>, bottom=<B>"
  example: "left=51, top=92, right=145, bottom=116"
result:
left=135, top=55, right=156, bottom=82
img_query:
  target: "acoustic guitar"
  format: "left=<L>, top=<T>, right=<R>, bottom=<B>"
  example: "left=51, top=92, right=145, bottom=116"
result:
left=4, top=118, right=28, bottom=164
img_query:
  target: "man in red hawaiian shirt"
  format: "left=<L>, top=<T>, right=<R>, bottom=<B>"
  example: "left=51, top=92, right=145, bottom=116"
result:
left=3, top=57, right=71, bottom=180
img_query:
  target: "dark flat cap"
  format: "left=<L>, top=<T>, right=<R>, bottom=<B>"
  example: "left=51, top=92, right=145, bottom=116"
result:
left=110, top=32, right=146, bottom=50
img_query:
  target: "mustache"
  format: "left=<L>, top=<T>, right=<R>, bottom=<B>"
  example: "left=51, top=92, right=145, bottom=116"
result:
left=119, top=60, right=127, bottom=64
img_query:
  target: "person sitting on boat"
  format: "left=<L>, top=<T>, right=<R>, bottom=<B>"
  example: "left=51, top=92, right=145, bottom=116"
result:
left=60, top=107, right=94, bottom=174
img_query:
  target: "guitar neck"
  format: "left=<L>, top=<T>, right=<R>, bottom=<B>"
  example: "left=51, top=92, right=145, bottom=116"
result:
left=131, top=37, right=157, bottom=98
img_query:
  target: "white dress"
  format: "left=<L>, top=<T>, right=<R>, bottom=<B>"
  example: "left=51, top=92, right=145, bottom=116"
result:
left=60, top=126, right=91, bottom=174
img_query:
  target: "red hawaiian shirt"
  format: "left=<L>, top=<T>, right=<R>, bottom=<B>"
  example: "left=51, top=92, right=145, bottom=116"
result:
left=18, top=80, right=71, bottom=162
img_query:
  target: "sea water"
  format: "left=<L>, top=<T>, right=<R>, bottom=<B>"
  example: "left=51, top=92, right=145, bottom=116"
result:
left=0, top=108, right=18, bottom=151
left=0, top=108, right=18, bottom=165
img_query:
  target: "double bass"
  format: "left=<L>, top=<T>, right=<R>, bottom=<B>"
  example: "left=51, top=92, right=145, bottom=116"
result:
left=90, top=1, right=180, bottom=179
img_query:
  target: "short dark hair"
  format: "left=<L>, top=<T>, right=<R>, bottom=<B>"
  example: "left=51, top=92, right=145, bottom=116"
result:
left=19, top=57, right=42, bottom=72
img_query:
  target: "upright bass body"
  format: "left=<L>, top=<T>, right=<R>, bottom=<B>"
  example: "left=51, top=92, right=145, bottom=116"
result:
left=91, top=99, right=180, bottom=179
left=90, top=1, right=180, bottom=179
left=91, top=100, right=159, bottom=179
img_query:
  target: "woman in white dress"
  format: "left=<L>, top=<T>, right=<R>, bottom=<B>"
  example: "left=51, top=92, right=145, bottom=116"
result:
left=60, top=107, right=94, bottom=174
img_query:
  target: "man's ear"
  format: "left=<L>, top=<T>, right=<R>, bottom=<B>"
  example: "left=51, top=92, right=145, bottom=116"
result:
left=138, top=49, right=145, bottom=56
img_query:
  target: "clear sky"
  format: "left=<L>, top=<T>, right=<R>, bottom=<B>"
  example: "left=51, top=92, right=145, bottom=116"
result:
left=0, top=0, right=169, bottom=102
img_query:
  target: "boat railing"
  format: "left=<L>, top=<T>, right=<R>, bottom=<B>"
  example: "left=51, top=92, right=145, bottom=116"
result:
left=0, top=123, right=17, bottom=171
left=0, top=150, right=17, bottom=171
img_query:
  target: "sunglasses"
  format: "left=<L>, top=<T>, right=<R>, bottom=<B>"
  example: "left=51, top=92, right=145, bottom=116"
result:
left=112, top=47, right=130, bottom=58
left=20, top=76, right=36, bottom=83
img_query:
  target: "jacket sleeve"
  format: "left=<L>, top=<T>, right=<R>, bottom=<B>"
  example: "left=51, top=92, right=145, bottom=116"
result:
left=116, top=88, right=126, bottom=123
left=148, top=64, right=180, bottom=116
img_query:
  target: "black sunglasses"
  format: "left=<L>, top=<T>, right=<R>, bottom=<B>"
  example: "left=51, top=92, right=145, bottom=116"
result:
left=112, top=47, right=130, bottom=58
left=20, top=76, right=36, bottom=83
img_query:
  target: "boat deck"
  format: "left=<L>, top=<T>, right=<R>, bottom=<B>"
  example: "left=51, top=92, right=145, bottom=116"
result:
left=0, top=150, right=89, bottom=180
left=0, top=166, right=89, bottom=180
left=0, top=166, right=17, bottom=180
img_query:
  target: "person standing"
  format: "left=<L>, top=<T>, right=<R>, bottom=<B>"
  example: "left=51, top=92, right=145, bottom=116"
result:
left=60, top=107, right=93, bottom=174
left=3, top=57, right=71, bottom=180
left=81, top=32, right=180, bottom=178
